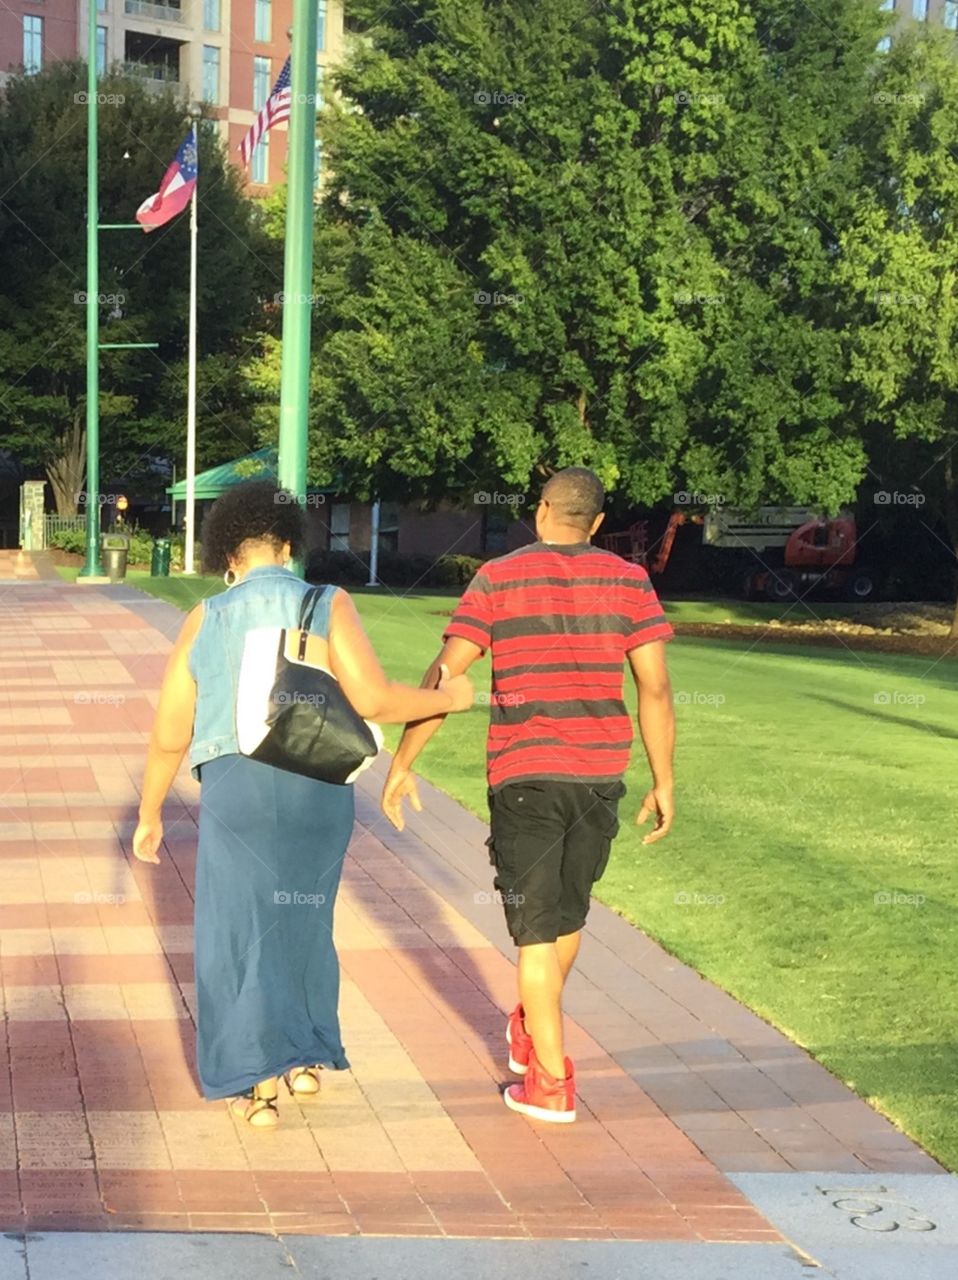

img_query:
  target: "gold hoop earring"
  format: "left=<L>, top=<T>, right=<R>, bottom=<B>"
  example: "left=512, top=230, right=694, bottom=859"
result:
left=224, top=568, right=237, bottom=587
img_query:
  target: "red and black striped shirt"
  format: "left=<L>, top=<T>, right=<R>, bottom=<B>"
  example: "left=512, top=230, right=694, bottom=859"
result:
left=444, top=541, right=673, bottom=790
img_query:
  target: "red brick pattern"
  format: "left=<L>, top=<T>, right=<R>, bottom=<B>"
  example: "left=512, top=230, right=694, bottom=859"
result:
left=0, top=577, right=845, bottom=1239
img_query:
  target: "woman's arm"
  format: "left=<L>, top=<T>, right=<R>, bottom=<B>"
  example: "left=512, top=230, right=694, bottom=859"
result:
left=328, top=589, right=473, bottom=722
left=133, top=604, right=203, bottom=863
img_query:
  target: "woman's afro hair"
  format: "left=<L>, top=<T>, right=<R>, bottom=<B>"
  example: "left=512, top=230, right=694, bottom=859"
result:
left=200, top=479, right=306, bottom=574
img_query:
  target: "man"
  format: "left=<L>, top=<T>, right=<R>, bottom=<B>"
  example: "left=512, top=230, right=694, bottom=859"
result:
left=382, top=468, right=675, bottom=1123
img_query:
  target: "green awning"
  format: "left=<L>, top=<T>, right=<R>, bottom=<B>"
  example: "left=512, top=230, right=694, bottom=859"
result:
left=166, top=449, right=336, bottom=501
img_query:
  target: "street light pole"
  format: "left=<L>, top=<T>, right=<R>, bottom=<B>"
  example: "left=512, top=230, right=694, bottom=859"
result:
left=79, top=0, right=103, bottom=578
left=277, top=4, right=319, bottom=578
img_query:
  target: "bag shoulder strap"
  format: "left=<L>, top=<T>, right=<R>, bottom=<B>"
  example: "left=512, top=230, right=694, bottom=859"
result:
left=298, top=583, right=336, bottom=637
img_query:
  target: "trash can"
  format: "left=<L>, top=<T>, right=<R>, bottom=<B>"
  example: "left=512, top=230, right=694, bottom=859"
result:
left=101, top=534, right=129, bottom=584
left=151, top=537, right=172, bottom=577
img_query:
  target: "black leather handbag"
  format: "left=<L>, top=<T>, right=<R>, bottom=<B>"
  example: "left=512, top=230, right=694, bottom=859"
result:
left=235, top=585, right=382, bottom=785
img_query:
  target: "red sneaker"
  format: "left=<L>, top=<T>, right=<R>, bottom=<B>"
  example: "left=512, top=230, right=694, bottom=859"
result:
left=506, top=1004, right=532, bottom=1075
left=504, top=1050, right=576, bottom=1123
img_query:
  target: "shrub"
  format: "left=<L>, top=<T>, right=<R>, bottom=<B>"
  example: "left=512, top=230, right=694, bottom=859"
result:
left=305, top=548, right=485, bottom=589
left=48, top=528, right=85, bottom=555
left=432, top=554, right=484, bottom=587
left=126, top=528, right=154, bottom=566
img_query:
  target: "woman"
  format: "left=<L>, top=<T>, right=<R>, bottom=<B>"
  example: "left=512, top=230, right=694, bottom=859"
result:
left=132, top=480, right=473, bottom=1127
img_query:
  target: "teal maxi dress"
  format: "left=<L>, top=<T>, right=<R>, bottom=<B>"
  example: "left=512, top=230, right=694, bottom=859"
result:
left=194, top=754, right=353, bottom=1098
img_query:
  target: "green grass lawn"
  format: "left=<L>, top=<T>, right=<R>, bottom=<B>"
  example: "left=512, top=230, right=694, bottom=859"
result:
left=121, top=574, right=958, bottom=1167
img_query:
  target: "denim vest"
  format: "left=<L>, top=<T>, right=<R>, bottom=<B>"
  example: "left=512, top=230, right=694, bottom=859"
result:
left=188, top=566, right=334, bottom=778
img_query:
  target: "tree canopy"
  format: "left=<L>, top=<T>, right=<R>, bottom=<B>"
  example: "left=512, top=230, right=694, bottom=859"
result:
left=0, top=62, right=276, bottom=512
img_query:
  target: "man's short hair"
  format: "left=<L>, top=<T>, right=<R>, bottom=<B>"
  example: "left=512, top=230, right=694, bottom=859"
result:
left=541, top=467, right=605, bottom=532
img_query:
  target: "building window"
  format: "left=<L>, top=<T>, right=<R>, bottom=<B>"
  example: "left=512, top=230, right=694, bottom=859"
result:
left=483, top=509, right=510, bottom=554
left=946, top=0, right=958, bottom=28
left=23, top=16, right=42, bottom=75
left=202, top=45, right=219, bottom=104
left=253, top=56, right=270, bottom=110
left=317, top=0, right=327, bottom=52
left=255, top=0, right=271, bottom=42
left=312, top=66, right=324, bottom=188
left=912, top=0, right=928, bottom=18
left=329, top=503, right=350, bottom=551
left=377, top=502, right=400, bottom=554
left=251, top=57, right=272, bottom=183
left=203, top=0, right=220, bottom=30
left=877, top=35, right=892, bottom=51
left=97, top=0, right=108, bottom=10
left=879, top=0, right=895, bottom=9
left=96, top=25, right=107, bottom=75
left=251, top=138, right=268, bottom=184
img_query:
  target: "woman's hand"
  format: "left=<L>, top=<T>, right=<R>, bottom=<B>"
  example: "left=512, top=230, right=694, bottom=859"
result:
left=438, top=664, right=474, bottom=712
left=133, top=813, right=163, bottom=864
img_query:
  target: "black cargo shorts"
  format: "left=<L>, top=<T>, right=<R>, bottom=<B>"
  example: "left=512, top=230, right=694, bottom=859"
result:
left=486, top=778, right=626, bottom=946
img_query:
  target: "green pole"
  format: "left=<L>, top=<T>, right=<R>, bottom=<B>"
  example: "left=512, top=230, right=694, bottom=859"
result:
left=277, top=3, right=319, bottom=578
left=79, top=1, right=103, bottom=578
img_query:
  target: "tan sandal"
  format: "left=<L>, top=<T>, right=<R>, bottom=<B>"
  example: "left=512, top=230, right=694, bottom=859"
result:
left=231, top=1081, right=279, bottom=1128
left=284, top=1065, right=322, bottom=1097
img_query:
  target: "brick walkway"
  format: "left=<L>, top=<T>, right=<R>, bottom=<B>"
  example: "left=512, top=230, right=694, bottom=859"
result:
left=0, top=549, right=59, bottom=582
left=0, top=572, right=942, bottom=1241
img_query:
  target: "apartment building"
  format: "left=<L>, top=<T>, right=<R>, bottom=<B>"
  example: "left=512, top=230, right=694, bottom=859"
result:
left=0, top=0, right=344, bottom=189
left=880, top=0, right=958, bottom=49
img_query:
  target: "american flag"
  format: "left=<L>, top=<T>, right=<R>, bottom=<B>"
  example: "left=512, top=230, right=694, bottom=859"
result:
left=239, top=56, right=292, bottom=168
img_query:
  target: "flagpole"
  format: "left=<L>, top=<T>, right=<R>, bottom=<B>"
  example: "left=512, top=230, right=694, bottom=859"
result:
left=184, top=177, right=198, bottom=575
left=277, top=6, right=319, bottom=577
left=78, top=0, right=103, bottom=579
left=183, top=111, right=198, bottom=581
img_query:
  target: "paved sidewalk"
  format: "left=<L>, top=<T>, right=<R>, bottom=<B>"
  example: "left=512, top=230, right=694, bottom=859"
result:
left=0, top=572, right=953, bottom=1277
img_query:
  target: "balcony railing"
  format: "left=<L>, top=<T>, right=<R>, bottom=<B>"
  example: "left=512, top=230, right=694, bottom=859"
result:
left=121, top=61, right=183, bottom=93
left=124, top=0, right=186, bottom=23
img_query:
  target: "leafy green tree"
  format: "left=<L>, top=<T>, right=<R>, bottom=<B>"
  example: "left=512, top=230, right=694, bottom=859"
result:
left=287, top=0, right=885, bottom=513
left=0, top=61, right=275, bottom=513
left=834, top=26, right=958, bottom=630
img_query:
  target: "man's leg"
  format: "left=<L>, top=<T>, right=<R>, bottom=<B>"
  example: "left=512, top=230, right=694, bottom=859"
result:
left=556, top=929, right=581, bottom=982
left=517, top=941, right=566, bottom=1080
left=517, top=929, right=580, bottom=1079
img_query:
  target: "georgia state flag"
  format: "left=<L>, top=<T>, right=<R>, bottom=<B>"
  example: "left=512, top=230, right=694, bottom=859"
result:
left=136, top=128, right=198, bottom=233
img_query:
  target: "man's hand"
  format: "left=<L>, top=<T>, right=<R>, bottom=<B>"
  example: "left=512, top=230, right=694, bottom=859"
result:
left=132, top=813, right=163, bottom=864
left=636, top=785, right=674, bottom=845
left=382, top=764, right=423, bottom=832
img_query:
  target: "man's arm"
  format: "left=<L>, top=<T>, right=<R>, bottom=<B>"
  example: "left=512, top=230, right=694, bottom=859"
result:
left=627, top=639, right=675, bottom=845
left=382, top=636, right=484, bottom=830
